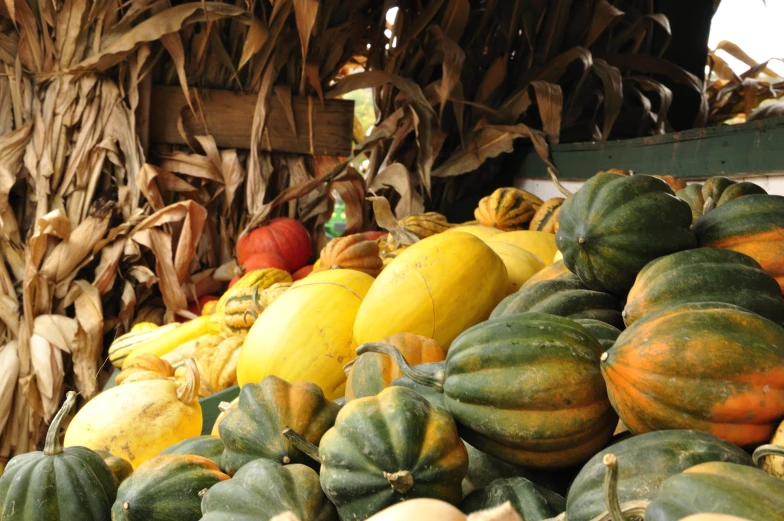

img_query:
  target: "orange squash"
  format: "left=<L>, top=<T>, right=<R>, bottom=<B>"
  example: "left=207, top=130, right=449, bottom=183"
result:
left=345, top=333, right=446, bottom=401
left=317, top=233, right=383, bottom=277
left=475, top=188, right=542, bottom=230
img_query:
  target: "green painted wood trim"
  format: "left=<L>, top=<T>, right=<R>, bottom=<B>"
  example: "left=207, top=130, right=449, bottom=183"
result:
left=513, top=117, right=784, bottom=180
left=102, top=368, right=240, bottom=435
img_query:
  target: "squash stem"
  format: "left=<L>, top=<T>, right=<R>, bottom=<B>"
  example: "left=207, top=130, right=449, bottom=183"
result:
left=602, top=454, right=625, bottom=521
left=176, top=358, right=200, bottom=404
left=356, top=343, right=445, bottom=393
left=44, top=391, right=77, bottom=456
left=547, top=167, right=573, bottom=197
left=383, top=470, right=415, bottom=494
left=752, top=444, right=784, bottom=468
left=282, top=427, right=321, bottom=464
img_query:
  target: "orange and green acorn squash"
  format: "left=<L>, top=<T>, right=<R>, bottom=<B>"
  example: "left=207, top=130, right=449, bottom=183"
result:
left=566, top=430, right=754, bottom=521
left=521, top=259, right=572, bottom=286
left=359, top=313, right=617, bottom=469
left=111, top=454, right=228, bottom=521
left=644, top=461, right=784, bottom=521
left=95, top=450, right=134, bottom=486
left=345, top=332, right=445, bottom=401
left=677, top=177, right=767, bottom=221
left=491, top=277, right=624, bottom=329
left=160, top=435, right=224, bottom=468
left=692, top=194, right=784, bottom=293
left=475, top=187, right=543, bottom=230
left=461, top=477, right=565, bottom=519
left=601, top=302, right=784, bottom=446
left=219, top=375, right=340, bottom=475
left=318, top=386, right=468, bottom=520
left=574, top=319, right=621, bottom=351
left=200, top=458, right=337, bottom=521
left=0, top=392, right=117, bottom=521
left=556, top=173, right=697, bottom=295
left=623, top=248, right=784, bottom=326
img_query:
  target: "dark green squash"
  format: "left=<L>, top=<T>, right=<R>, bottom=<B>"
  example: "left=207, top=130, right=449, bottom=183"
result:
left=677, top=177, right=767, bottom=222
left=318, top=385, right=468, bottom=520
left=556, top=173, right=696, bottom=295
left=491, top=278, right=624, bottom=329
left=200, top=458, right=337, bottom=521
left=566, top=430, right=754, bottom=521
left=219, top=375, right=340, bottom=475
left=0, top=392, right=117, bottom=521
left=461, top=477, right=565, bottom=519
left=574, top=319, right=621, bottom=350
left=95, top=450, right=133, bottom=485
left=623, top=248, right=784, bottom=326
left=389, top=362, right=446, bottom=409
left=359, top=313, right=617, bottom=469
left=692, top=194, right=784, bottom=293
left=160, top=435, right=224, bottom=468
left=676, top=183, right=706, bottom=223
left=645, top=461, right=784, bottom=521
left=111, top=454, right=228, bottom=521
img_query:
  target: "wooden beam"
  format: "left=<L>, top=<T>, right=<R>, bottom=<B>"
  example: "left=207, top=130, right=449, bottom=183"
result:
left=149, top=85, right=354, bottom=156
left=512, top=117, right=784, bottom=180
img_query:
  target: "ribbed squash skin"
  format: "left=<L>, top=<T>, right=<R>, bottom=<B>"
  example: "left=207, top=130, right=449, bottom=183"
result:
left=475, top=187, right=543, bottom=230
left=529, top=198, right=564, bottom=233
left=444, top=313, right=616, bottom=469
left=461, top=477, right=565, bottom=519
left=200, top=459, right=336, bottom=521
left=491, top=278, right=623, bottom=328
left=319, top=386, right=468, bottom=520
left=111, top=455, right=229, bottom=521
left=318, top=233, right=383, bottom=276
left=601, top=302, right=784, bottom=446
left=654, top=175, right=688, bottom=192
left=574, top=319, right=621, bottom=351
left=461, top=442, right=561, bottom=498
left=216, top=268, right=292, bottom=315
left=160, top=435, right=224, bottom=467
left=220, top=376, right=340, bottom=475
left=345, top=333, right=445, bottom=401
left=389, top=362, right=447, bottom=409
left=108, top=323, right=180, bottom=368
left=522, top=259, right=572, bottom=286
left=677, top=178, right=767, bottom=222
left=237, top=269, right=374, bottom=399
left=353, top=232, right=507, bottom=350
left=484, top=240, right=546, bottom=294
left=0, top=394, right=117, bottom=521
left=400, top=212, right=453, bottom=238
left=566, top=430, right=754, bottom=521
left=623, top=249, right=784, bottom=326
left=220, top=285, right=263, bottom=332
left=556, top=174, right=697, bottom=295
left=693, top=194, right=784, bottom=292
left=645, top=462, right=784, bottom=521
left=95, top=450, right=134, bottom=486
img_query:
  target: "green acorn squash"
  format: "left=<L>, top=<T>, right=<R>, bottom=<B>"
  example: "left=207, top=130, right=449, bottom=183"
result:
left=318, top=386, right=468, bottom=520
left=574, top=319, right=621, bottom=350
left=219, top=375, right=340, bottom=475
left=160, top=435, right=224, bottom=468
left=111, top=454, right=229, bottom=521
left=389, top=362, right=446, bottom=409
left=200, top=458, right=337, bottom=521
left=692, top=194, right=784, bottom=293
left=359, top=313, right=617, bottom=469
left=521, top=259, right=573, bottom=286
left=602, top=302, right=784, bottom=446
left=461, top=477, right=565, bottom=519
left=623, top=248, right=784, bottom=326
left=491, top=278, right=623, bottom=329
left=677, top=177, right=767, bottom=221
left=0, top=392, right=117, bottom=521
left=95, top=450, right=133, bottom=486
left=566, top=430, right=754, bottom=521
left=645, top=461, right=784, bottom=521
left=556, top=173, right=696, bottom=295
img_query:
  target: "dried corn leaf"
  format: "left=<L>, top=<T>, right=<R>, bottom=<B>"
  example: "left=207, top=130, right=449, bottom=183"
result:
left=0, top=341, right=19, bottom=433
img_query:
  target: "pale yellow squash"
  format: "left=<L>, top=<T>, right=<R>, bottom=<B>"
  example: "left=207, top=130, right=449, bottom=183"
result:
left=761, top=419, right=784, bottom=478
left=485, top=239, right=546, bottom=295
left=64, top=359, right=202, bottom=468
left=366, top=499, right=522, bottom=521
left=445, top=225, right=504, bottom=241
left=553, top=249, right=563, bottom=262
left=491, top=230, right=559, bottom=265
left=353, top=232, right=507, bottom=350
left=237, top=269, right=374, bottom=399
left=680, top=516, right=753, bottom=521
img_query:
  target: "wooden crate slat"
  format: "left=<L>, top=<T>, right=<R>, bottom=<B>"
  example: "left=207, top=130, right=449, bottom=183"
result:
left=149, top=85, right=354, bottom=156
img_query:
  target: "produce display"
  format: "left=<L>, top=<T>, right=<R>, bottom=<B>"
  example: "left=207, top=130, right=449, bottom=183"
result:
left=3, top=172, right=784, bottom=521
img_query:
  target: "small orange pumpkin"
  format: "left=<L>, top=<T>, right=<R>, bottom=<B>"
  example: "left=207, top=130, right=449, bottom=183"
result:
left=317, top=233, right=383, bottom=277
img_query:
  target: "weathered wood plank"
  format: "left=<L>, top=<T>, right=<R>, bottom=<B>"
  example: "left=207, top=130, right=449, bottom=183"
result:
left=513, top=117, right=784, bottom=180
left=149, top=85, right=355, bottom=156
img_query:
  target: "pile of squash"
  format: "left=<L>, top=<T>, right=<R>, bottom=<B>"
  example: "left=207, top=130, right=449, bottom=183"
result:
left=3, top=175, right=784, bottom=521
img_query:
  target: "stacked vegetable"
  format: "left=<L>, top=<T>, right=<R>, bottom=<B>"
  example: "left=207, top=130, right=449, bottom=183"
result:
left=3, top=177, right=784, bottom=521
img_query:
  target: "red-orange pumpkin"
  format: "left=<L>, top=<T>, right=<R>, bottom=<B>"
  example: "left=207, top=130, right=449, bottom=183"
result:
left=242, top=251, right=289, bottom=272
left=236, top=217, right=311, bottom=271
left=363, top=231, right=387, bottom=241
left=291, top=264, right=314, bottom=281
